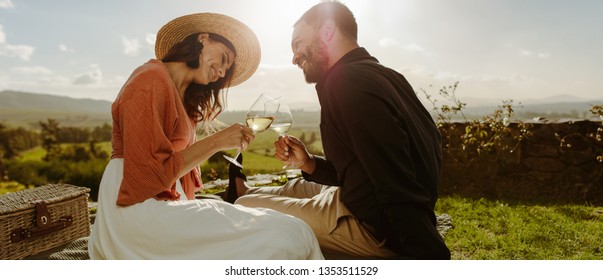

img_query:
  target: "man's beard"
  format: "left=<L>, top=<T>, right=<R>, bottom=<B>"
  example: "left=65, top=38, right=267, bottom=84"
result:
left=302, top=40, right=329, bottom=84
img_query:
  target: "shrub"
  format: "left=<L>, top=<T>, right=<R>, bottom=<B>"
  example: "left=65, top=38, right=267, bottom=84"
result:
left=589, top=105, right=603, bottom=164
left=419, top=82, right=533, bottom=197
left=4, top=160, right=49, bottom=187
left=420, top=82, right=532, bottom=167
left=4, top=158, right=106, bottom=201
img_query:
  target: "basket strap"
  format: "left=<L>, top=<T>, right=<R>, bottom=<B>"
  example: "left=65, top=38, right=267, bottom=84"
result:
left=10, top=201, right=73, bottom=243
left=35, top=201, right=52, bottom=228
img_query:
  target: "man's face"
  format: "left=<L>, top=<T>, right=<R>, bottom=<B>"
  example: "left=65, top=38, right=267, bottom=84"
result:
left=291, top=22, right=329, bottom=84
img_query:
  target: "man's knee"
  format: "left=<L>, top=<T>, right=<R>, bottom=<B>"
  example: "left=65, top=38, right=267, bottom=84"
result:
left=234, top=194, right=267, bottom=208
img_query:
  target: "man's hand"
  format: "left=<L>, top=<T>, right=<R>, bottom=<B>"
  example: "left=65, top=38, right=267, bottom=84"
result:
left=274, top=135, right=315, bottom=174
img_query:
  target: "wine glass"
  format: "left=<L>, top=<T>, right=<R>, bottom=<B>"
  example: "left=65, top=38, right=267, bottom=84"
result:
left=269, top=102, right=297, bottom=169
left=270, top=102, right=292, bottom=137
left=223, top=94, right=278, bottom=168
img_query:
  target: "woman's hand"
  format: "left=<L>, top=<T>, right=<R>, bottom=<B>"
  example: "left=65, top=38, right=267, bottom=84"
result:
left=216, top=123, right=255, bottom=151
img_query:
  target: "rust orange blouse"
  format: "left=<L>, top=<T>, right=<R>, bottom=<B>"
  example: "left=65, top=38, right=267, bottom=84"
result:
left=111, top=59, right=203, bottom=206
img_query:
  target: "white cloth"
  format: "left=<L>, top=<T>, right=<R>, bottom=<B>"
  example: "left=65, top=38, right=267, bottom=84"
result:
left=88, top=159, right=324, bottom=260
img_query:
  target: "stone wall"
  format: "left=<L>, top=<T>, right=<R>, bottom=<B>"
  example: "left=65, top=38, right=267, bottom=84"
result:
left=439, top=120, right=603, bottom=205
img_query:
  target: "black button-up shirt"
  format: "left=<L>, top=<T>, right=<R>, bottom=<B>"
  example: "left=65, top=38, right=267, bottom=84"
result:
left=303, top=47, right=450, bottom=259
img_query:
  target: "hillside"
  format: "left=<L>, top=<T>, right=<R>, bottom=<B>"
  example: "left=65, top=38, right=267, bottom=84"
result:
left=0, top=90, right=111, bottom=113
left=0, top=90, right=321, bottom=129
left=463, top=101, right=603, bottom=121
left=0, top=90, right=112, bottom=128
left=0, top=90, right=600, bottom=129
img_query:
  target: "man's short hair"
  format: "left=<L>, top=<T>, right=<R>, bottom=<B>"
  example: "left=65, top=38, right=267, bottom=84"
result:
left=295, top=1, right=358, bottom=42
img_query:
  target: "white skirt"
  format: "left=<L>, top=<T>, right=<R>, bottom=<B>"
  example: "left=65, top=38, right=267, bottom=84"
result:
left=88, top=159, right=324, bottom=260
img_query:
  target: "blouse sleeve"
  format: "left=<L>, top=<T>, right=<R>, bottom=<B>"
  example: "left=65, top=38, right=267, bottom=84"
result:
left=115, top=74, right=185, bottom=206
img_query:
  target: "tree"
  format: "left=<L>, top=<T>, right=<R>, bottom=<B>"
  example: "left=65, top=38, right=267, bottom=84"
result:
left=39, top=118, right=62, bottom=161
left=91, top=123, right=112, bottom=142
left=58, top=126, right=91, bottom=143
left=309, top=132, right=317, bottom=143
left=299, top=132, right=307, bottom=143
left=0, top=123, right=16, bottom=159
left=0, top=123, right=7, bottom=180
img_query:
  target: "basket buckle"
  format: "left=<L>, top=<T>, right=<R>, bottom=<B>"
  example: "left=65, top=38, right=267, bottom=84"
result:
left=10, top=201, right=73, bottom=243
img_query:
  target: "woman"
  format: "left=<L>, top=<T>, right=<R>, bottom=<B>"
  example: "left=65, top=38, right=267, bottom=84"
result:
left=88, top=13, right=324, bottom=260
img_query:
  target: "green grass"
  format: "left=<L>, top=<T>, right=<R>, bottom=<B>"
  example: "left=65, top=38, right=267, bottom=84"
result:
left=18, top=142, right=113, bottom=161
left=210, top=128, right=319, bottom=176
left=0, top=181, right=33, bottom=195
left=17, top=146, right=46, bottom=161
left=436, top=196, right=603, bottom=259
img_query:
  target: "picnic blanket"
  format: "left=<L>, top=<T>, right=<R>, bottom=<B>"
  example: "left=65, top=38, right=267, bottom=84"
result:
left=27, top=213, right=452, bottom=260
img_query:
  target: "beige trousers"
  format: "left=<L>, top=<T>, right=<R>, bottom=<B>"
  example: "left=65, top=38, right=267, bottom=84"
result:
left=235, top=178, right=397, bottom=258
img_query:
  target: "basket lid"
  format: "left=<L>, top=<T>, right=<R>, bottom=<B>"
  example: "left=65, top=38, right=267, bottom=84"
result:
left=0, top=184, right=90, bottom=215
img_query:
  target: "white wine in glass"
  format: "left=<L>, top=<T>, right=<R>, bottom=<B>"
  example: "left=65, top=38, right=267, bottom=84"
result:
left=223, top=94, right=278, bottom=168
left=269, top=123, right=292, bottom=135
left=246, top=116, right=275, bottom=132
left=269, top=102, right=297, bottom=169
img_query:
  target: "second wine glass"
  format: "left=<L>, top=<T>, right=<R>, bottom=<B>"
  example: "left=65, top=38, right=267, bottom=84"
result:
left=223, top=94, right=278, bottom=168
left=269, top=102, right=297, bottom=169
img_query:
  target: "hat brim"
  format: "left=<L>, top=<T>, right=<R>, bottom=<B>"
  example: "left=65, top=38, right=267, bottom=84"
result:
left=155, top=13, right=261, bottom=87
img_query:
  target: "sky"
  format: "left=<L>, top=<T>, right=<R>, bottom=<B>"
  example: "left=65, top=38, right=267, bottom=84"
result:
left=0, top=0, right=602, bottom=111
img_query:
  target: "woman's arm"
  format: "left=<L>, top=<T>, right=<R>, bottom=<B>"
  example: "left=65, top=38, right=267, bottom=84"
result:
left=178, top=123, right=255, bottom=178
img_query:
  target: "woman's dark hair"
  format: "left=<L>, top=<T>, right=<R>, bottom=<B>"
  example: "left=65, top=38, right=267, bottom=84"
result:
left=161, top=32, right=237, bottom=123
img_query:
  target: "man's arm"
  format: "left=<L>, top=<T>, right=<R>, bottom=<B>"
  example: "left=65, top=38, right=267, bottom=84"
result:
left=301, top=155, right=340, bottom=186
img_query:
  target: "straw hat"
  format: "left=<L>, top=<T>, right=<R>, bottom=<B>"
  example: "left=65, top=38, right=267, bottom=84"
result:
left=155, top=13, right=261, bottom=87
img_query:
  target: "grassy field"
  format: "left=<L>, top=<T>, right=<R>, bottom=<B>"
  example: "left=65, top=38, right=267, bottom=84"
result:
left=15, top=130, right=314, bottom=179
left=17, top=142, right=113, bottom=162
left=436, top=196, right=603, bottom=260
left=205, top=128, right=322, bottom=175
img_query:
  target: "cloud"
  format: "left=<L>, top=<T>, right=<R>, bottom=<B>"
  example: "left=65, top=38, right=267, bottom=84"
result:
left=0, top=0, right=14, bottom=9
left=146, top=33, right=156, bottom=46
left=0, top=44, right=35, bottom=61
left=59, top=44, right=75, bottom=53
left=461, top=73, right=531, bottom=83
left=0, top=24, right=35, bottom=60
left=379, top=37, right=432, bottom=56
left=72, top=64, right=102, bottom=85
left=520, top=48, right=550, bottom=59
left=537, top=51, right=550, bottom=59
left=0, top=25, right=4, bottom=44
left=378, top=37, right=400, bottom=48
left=122, top=36, right=140, bottom=56
left=11, top=66, right=52, bottom=75
left=0, top=73, right=8, bottom=87
left=405, top=43, right=428, bottom=54
left=399, top=65, right=532, bottom=85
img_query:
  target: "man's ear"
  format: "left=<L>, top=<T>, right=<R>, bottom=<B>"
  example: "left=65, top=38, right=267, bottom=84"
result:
left=319, top=18, right=336, bottom=42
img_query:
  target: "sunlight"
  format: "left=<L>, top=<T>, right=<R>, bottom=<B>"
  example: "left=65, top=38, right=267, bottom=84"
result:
left=236, top=0, right=318, bottom=64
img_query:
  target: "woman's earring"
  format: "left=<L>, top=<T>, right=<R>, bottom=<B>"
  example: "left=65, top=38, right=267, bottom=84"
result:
left=199, top=40, right=204, bottom=44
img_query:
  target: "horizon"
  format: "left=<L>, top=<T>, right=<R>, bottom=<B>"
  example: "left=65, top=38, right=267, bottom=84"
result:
left=3, top=89, right=602, bottom=113
left=3, top=88, right=603, bottom=111
left=1, top=0, right=602, bottom=111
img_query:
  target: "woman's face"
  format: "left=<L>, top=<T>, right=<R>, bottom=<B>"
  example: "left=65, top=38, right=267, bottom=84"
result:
left=193, top=34, right=235, bottom=85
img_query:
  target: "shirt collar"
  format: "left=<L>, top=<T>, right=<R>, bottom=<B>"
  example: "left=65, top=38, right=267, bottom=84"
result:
left=316, top=47, right=378, bottom=90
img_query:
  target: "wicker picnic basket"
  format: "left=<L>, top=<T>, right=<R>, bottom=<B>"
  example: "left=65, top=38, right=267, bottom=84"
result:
left=0, top=184, right=91, bottom=259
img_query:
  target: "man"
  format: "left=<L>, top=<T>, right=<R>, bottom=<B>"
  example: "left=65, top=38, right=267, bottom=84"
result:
left=231, top=2, right=450, bottom=259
